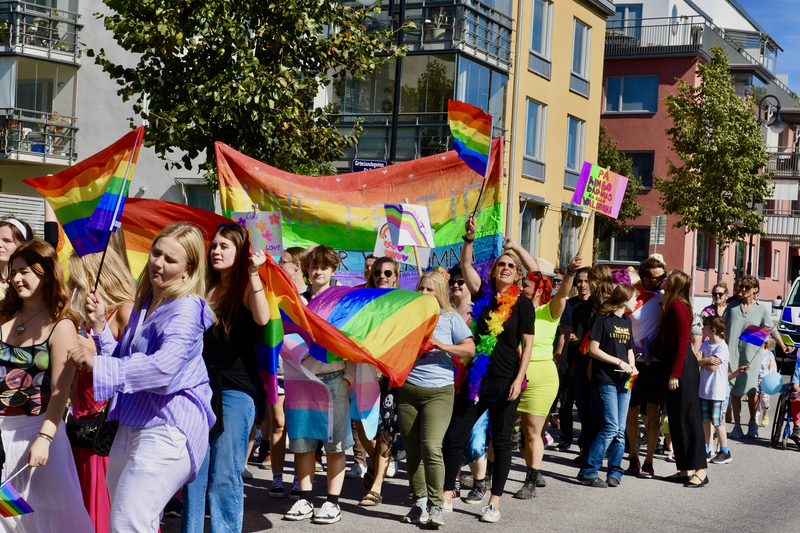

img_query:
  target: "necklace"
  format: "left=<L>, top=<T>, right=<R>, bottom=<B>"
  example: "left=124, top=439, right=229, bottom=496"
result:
left=16, top=307, right=47, bottom=334
left=466, top=284, right=520, bottom=403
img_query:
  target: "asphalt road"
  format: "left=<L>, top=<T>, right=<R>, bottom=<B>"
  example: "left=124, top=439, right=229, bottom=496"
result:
left=161, top=402, right=800, bottom=533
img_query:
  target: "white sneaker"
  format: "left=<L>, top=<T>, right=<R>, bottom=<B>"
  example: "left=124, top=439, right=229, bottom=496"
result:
left=312, top=501, right=342, bottom=524
left=284, top=499, right=313, bottom=521
left=345, top=464, right=367, bottom=479
left=442, top=499, right=453, bottom=513
left=480, top=503, right=501, bottom=523
left=401, top=504, right=429, bottom=524
left=386, top=457, right=397, bottom=478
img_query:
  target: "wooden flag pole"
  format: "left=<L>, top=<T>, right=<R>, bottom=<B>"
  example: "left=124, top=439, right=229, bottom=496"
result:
left=747, top=345, right=765, bottom=368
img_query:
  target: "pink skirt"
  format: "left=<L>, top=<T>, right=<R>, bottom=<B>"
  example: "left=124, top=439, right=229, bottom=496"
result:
left=71, top=446, right=111, bottom=533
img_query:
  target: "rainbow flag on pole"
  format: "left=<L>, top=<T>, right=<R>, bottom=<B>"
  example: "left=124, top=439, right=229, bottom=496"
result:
left=23, top=127, right=145, bottom=257
left=448, top=99, right=493, bottom=178
left=0, top=481, right=34, bottom=518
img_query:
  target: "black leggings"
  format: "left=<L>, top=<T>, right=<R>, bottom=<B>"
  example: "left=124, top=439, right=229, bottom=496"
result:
left=443, top=376, right=520, bottom=497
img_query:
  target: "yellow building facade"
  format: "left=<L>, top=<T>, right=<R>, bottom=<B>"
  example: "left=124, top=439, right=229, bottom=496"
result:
left=503, top=0, right=613, bottom=270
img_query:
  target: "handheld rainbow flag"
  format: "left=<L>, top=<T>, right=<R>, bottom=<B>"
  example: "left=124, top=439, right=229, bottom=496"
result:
left=0, top=465, right=34, bottom=518
left=448, top=100, right=492, bottom=179
left=23, top=126, right=146, bottom=257
left=620, top=373, right=637, bottom=390
left=739, top=325, right=773, bottom=347
left=384, top=203, right=434, bottom=248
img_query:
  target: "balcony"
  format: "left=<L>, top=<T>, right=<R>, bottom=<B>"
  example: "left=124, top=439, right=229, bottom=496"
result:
left=605, top=17, right=791, bottom=96
left=762, top=209, right=800, bottom=246
left=0, top=1, right=82, bottom=64
left=0, top=107, right=77, bottom=164
left=767, top=147, right=800, bottom=178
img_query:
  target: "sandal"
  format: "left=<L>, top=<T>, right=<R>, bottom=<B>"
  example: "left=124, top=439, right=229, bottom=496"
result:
left=363, top=467, right=374, bottom=490
left=359, top=490, right=383, bottom=506
left=663, top=472, right=690, bottom=483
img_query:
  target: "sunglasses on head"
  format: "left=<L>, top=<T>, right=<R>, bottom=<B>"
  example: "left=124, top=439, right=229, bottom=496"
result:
left=373, top=269, right=395, bottom=278
left=448, top=278, right=466, bottom=287
left=497, top=261, right=517, bottom=270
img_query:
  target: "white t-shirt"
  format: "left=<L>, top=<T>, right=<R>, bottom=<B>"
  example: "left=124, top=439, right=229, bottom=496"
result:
left=698, top=340, right=730, bottom=401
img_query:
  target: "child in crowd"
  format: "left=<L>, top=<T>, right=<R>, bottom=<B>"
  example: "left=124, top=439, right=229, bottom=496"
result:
left=756, top=341, right=777, bottom=427
left=697, top=317, right=748, bottom=464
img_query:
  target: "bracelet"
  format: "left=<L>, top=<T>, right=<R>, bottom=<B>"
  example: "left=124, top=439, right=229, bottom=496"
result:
left=567, top=265, right=577, bottom=275
left=251, top=287, right=264, bottom=294
left=462, top=235, right=474, bottom=243
left=37, top=433, right=53, bottom=443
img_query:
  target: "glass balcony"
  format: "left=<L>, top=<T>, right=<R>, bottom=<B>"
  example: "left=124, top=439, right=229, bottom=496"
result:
left=0, top=1, right=81, bottom=62
left=0, top=107, right=77, bottom=162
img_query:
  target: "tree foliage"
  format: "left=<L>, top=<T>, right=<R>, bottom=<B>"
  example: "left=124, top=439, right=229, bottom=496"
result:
left=657, top=45, right=773, bottom=282
left=87, top=0, right=412, bottom=182
left=594, top=125, right=643, bottom=260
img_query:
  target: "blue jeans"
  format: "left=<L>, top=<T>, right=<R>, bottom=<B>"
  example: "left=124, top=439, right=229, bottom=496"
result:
left=579, top=384, right=630, bottom=483
left=182, top=389, right=256, bottom=533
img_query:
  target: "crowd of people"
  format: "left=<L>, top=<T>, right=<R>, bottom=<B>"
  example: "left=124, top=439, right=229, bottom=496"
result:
left=0, top=212, right=799, bottom=532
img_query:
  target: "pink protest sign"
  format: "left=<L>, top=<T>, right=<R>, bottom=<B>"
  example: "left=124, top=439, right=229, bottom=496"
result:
left=570, top=162, right=628, bottom=219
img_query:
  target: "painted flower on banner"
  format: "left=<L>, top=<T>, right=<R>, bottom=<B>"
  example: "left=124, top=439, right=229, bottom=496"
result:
left=237, top=217, right=247, bottom=226
left=269, top=214, right=280, bottom=225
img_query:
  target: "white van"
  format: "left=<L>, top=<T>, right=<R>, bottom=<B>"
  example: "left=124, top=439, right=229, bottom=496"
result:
left=776, top=277, right=800, bottom=374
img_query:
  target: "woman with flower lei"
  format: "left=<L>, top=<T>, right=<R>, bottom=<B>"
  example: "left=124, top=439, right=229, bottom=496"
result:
left=440, top=217, right=535, bottom=524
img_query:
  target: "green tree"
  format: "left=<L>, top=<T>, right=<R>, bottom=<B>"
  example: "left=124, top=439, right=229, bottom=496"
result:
left=88, top=0, right=413, bottom=182
left=657, top=45, right=773, bottom=283
left=594, top=125, right=643, bottom=260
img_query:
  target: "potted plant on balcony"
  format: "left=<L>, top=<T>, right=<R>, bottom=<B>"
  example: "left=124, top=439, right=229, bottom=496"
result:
left=427, top=9, right=450, bottom=42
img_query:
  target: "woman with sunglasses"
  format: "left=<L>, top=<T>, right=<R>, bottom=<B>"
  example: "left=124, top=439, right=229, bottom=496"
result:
left=356, top=256, right=401, bottom=507
left=701, top=283, right=729, bottom=319
left=441, top=217, right=535, bottom=523
left=0, top=240, right=94, bottom=532
left=182, top=222, right=269, bottom=533
left=513, top=246, right=581, bottom=499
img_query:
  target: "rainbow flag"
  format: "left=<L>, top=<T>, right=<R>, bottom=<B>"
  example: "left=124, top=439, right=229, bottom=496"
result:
left=620, top=373, right=637, bottom=390
left=739, top=325, right=773, bottom=347
left=23, top=127, right=145, bottom=257
left=448, top=99, right=493, bottom=178
left=214, top=137, right=504, bottom=273
left=0, top=482, right=33, bottom=517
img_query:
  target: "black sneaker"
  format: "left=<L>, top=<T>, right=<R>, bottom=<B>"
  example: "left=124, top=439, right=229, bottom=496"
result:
left=580, top=477, right=608, bottom=488
left=710, top=450, right=732, bottom=464
left=164, top=497, right=182, bottom=517
left=706, top=450, right=713, bottom=461
left=555, top=441, right=572, bottom=452
left=463, top=486, right=486, bottom=504
left=451, top=479, right=461, bottom=499
left=607, top=477, right=620, bottom=488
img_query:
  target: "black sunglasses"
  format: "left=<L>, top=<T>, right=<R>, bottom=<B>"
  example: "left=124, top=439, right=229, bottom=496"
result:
left=712, top=292, right=725, bottom=297
left=448, top=279, right=466, bottom=287
left=373, top=269, right=396, bottom=278
left=648, top=273, right=667, bottom=282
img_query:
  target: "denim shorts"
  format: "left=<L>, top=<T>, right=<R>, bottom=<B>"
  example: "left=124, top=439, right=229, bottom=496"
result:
left=701, top=398, right=723, bottom=426
left=290, top=370, right=354, bottom=454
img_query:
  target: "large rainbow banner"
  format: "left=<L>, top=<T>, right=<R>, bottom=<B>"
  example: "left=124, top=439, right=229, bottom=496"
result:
left=215, top=137, right=505, bottom=272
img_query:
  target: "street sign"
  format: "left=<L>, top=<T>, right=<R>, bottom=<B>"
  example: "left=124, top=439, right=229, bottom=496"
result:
left=351, top=159, right=388, bottom=172
left=650, top=215, right=666, bottom=249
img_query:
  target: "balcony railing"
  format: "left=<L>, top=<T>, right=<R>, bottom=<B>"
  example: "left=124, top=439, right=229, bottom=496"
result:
left=0, top=107, right=77, bottom=162
left=766, top=147, right=800, bottom=178
left=605, top=17, right=791, bottom=96
left=0, top=1, right=81, bottom=60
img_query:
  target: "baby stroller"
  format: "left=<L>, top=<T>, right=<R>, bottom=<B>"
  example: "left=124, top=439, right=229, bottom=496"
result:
left=770, top=384, right=798, bottom=450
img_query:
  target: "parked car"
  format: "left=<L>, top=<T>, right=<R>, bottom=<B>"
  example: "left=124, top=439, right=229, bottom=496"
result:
left=775, top=278, right=800, bottom=375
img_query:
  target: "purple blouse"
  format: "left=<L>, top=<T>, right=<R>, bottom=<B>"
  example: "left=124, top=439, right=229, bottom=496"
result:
left=92, top=294, right=216, bottom=482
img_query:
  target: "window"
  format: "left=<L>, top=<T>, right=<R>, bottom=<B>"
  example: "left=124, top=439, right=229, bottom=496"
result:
left=523, top=99, right=546, bottom=180
left=622, top=151, right=654, bottom=189
left=529, top=0, right=553, bottom=78
left=735, top=241, right=746, bottom=276
left=758, top=245, right=766, bottom=278
left=570, top=19, right=591, bottom=97
left=457, top=57, right=508, bottom=130
left=607, top=4, right=642, bottom=39
left=520, top=201, right=543, bottom=259
left=560, top=213, right=583, bottom=267
left=564, top=116, right=585, bottom=188
left=598, top=227, right=650, bottom=263
left=331, top=61, right=396, bottom=115
left=696, top=231, right=709, bottom=270
left=400, top=55, right=455, bottom=115
left=176, top=178, right=215, bottom=212
left=774, top=250, right=780, bottom=280
left=604, top=75, right=658, bottom=113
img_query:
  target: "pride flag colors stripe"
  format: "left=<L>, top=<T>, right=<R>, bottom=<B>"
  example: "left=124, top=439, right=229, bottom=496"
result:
left=739, top=325, right=773, bottom=347
left=23, top=127, right=145, bottom=256
left=448, top=99, right=492, bottom=178
left=215, top=137, right=505, bottom=268
left=0, top=482, right=34, bottom=517
left=620, top=373, right=637, bottom=390
left=384, top=204, right=434, bottom=247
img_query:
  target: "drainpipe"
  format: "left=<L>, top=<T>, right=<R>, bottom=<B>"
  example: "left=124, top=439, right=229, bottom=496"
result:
left=388, top=0, right=405, bottom=163
left=505, top=0, right=525, bottom=237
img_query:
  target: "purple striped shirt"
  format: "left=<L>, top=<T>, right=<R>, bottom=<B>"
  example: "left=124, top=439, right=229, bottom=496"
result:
left=92, top=294, right=216, bottom=482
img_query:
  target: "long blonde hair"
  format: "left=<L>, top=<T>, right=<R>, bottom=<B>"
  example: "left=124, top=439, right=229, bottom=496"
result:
left=135, top=223, right=207, bottom=312
left=417, top=270, right=455, bottom=313
left=68, top=249, right=135, bottom=324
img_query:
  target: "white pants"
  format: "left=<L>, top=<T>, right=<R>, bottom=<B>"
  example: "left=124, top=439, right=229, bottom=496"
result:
left=107, top=424, right=192, bottom=532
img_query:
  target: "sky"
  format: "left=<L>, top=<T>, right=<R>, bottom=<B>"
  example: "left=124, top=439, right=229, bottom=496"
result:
left=736, top=0, right=800, bottom=95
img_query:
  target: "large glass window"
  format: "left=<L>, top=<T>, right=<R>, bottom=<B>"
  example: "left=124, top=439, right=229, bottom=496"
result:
left=565, top=116, right=585, bottom=172
left=604, top=75, right=658, bottom=113
left=560, top=213, right=583, bottom=267
left=571, top=19, right=591, bottom=79
left=399, top=55, right=455, bottom=117
left=622, top=151, right=654, bottom=189
left=457, top=57, right=508, bottom=131
left=330, top=61, right=396, bottom=116
left=531, top=0, right=553, bottom=58
left=598, top=227, right=649, bottom=263
left=697, top=231, right=709, bottom=270
left=15, top=57, right=76, bottom=118
left=607, top=4, right=642, bottom=39
left=520, top=201, right=543, bottom=259
left=524, top=99, right=546, bottom=161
